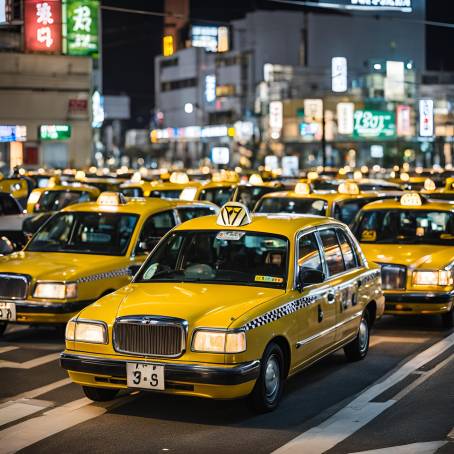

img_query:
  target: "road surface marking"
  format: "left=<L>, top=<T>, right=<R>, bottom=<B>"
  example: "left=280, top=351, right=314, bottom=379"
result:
left=369, top=336, right=429, bottom=347
left=0, top=400, right=52, bottom=427
left=0, top=394, right=136, bottom=453
left=446, top=426, right=454, bottom=441
left=1, top=378, right=72, bottom=404
left=273, top=332, right=454, bottom=454
left=350, top=440, right=448, bottom=454
left=0, top=346, right=18, bottom=355
left=0, top=352, right=60, bottom=369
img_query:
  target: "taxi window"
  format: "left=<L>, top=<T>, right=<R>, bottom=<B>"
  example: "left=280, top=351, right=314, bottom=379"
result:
left=140, top=211, right=175, bottom=240
left=336, top=230, right=358, bottom=270
left=34, top=190, right=91, bottom=212
left=199, top=187, right=234, bottom=206
left=319, top=229, right=345, bottom=276
left=0, top=193, right=21, bottom=215
left=354, top=209, right=454, bottom=245
left=256, top=197, right=327, bottom=216
left=333, top=199, right=377, bottom=225
left=298, top=233, right=323, bottom=273
left=122, top=188, right=144, bottom=197
left=27, top=212, right=139, bottom=255
left=235, top=187, right=276, bottom=210
left=177, top=207, right=216, bottom=223
left=150, top=190, right=182, bottom=199
left=136, top=230, right=288, bottom=288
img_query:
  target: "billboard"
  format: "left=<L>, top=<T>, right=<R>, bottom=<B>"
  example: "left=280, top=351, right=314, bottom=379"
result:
left=63, top=0, right=99, bottom=57
left=419, top=99, right=434, bottom=138
left=309, top=0, right=412, bottom=13
left=24, top=0, right=62, bottom=53
left=332, top=57, right=347, bottom=93
left=39, top=124, right=71, bottom=140
left=353, top=110, right=396, bottom=138
left=0, top=125, right=27, bottom=142
left=191, top=25, right=229, bottom=53
left=0, top=1, right=5, bottom=23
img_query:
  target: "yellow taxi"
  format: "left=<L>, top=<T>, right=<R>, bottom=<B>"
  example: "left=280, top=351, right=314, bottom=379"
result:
left=425, top=177, right=454, bottom=202
left=26, top=179, right=100, bottom=213
left=352, top=192, right=454, bottom=327
left=0, top=192, right=218, bottom=335
left=121, top=172, right=201, bottom=200
left=254, top=182, right=399, bottom=226
left=0, top=177, right=31, bottom=208
left=61, top=202, right=383, bottom=411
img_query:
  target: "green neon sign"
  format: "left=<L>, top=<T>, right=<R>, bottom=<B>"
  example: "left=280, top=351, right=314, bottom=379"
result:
left=39, top=125, right=72, bottom=140
left=353, top=110, right=396, bottom=139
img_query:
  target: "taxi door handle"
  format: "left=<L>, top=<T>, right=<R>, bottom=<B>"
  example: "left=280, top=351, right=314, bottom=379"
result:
left=326, top=292, right=335, bottom=303
left=317, top=304, right=324, bottom=323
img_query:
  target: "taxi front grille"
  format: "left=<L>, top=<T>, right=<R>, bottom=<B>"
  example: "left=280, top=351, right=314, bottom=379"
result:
left=113, top=316, right=186, bottom=357
left=380, top=265, right=407, bottom=290
left=0, top=274, right=29, bottom=299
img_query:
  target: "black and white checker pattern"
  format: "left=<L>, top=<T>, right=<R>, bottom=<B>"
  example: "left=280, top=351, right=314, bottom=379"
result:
left=77, top=267, right=131, bottom=284
left=244, top=295, right=318, bottom=331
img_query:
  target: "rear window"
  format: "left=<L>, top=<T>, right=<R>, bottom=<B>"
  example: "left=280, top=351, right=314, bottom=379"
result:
left=255, top=197, right=327, bottom=216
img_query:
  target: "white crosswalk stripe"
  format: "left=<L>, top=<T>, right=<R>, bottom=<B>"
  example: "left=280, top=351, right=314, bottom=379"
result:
left=0, top=399, right=53, bottom=428
left=0, top=352, right=60, bottom=369
left=350, top=441, right=448, bottom=454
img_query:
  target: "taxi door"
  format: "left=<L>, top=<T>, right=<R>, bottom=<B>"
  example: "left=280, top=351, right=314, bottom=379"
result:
left=318, top=227, right=363, bottom=344
left=293, top=231, right=337, bottom=365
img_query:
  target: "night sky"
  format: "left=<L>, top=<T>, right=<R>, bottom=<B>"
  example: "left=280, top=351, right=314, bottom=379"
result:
left=101, top=0, right=454, bottom=128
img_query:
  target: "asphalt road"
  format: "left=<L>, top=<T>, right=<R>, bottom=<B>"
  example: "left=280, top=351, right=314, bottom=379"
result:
left=0, top=315, right=453, bottom=454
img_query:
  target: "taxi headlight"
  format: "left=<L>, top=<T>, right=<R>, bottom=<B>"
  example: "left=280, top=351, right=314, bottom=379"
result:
left=33, top=282, right=77, bottom=299
left=192, top=330, right=246, bottom=353
left=66, top=319, right=107, bottom=344
left=412, top=270, right=453, bottom=287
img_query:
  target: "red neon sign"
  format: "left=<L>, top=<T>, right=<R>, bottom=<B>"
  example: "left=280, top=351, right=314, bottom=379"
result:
left=24, top=0, right=62, bottom=53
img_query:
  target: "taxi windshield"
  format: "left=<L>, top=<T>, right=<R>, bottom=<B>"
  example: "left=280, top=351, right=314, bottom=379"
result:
left=354, top=209, right=454, bottom=245
left=34, top=190, right=91, bottom=212
left=26, top=212, right=139, bottom=255
left=255, top=197, right=327, bottom=216
left=150, top=189, right=182, bottom=199
left=136, top=230, right=288, bottom=288
left=236, top=186, right=278, bottom=210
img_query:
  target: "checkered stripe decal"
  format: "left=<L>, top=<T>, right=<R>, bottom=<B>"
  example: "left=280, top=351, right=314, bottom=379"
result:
left=244, top=295, right=318, bottom=331
left=77, top=267, right=131, bottom=284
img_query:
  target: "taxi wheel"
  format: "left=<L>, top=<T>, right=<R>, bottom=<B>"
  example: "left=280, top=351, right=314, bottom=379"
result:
left=250, top=342, right=284, bottom=413
left=441, top=308, right=454, bottom=329
left=0, top=322, right=6, bottom=337
left=344, top=311, right=370, bottom=362
left=82, top=386, right=119, bottom=402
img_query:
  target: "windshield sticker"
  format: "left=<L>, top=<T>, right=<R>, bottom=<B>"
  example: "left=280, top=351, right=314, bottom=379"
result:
left=441, top=234, right=454, bottom=240
left=416, top=227, right=424, bottom=237
left=216, top=231, right=245, bottom=241
left=361, top=230, right=377, bottom=241
left=143, top=263, right=158, bottom=280
left=255, top=275, right=284, bottom=284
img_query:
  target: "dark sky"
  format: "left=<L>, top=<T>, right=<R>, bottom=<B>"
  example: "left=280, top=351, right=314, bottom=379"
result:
left=102, top=1, right=454, bottom=128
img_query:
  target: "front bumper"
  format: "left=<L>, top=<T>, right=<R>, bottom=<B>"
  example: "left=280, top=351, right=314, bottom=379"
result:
left=384, top=291, right=454, bottom=315
left=11, top=300, right=95, bottom=324
left=60, top=352, right=261, bottom=387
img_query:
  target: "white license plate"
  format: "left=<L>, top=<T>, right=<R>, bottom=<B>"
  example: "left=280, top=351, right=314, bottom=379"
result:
left=126, top=362, right=165, bottom=390
left=0, top=302, right=16, bottom=321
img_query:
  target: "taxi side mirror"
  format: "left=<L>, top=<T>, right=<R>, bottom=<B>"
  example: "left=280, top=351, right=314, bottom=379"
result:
left=297, top=268, right=325, bottom=291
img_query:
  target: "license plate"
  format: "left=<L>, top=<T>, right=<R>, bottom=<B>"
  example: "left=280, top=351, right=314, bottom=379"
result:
left=126, top=363, right=165, bottom=390
left=0, top=302, right=16, bottom=321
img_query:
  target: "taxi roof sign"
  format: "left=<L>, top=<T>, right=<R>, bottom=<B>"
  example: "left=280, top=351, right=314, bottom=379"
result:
left=217, top=202, right=252, bottom=227
left=97, top=192, right=127, bottom=206
left=294, top=182, right=311, bottom=195
left=180, top=187, right=197, bottom=201
left=249, top=173, right=263, bottom=185
left=423, top=178, right=436, bottom=191
left=338, top=181, right=360, bottom=195
left=400, top=192, right=423, bottom=207
left=169, top=172, right=189, bottom=184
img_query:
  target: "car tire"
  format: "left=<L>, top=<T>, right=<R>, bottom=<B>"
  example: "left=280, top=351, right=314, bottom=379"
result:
left=250, top=342, right=285, bottom=413
left=0, top=322, right=7, bottom=337
left=441, top=307, right=454, bottom=329
left=82, top=386, right=119, bottom=402
left=344, top=310, right=370, bottom=362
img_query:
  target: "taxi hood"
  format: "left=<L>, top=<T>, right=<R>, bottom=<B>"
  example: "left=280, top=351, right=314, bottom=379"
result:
left=361, top=244, right=452, bottom=270
left=0, top=251, right=126, bottom=282
left=113, top=283, right=284, bottom=329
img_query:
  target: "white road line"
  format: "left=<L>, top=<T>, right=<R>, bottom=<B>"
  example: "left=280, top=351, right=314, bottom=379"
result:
left=2, top=378, right=72, bottom=403
left=273, top=332, right=454, bottom=454
left=0, top=346, right=18, bottom=355
left=350, top=440, right=448, bottom=454
left=0, top=399, right=52, bottom=427
left=0, top=394, right=135, bottom=454
left=0, top=352, right=60, bottom=369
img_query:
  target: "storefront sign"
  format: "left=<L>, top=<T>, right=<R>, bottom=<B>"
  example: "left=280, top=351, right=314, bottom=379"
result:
left=39, top=124, right=71, bottom=140
left=337, top=102, right=354, bottom=135
left=385, top=61, right=405, bottom=101
left=332, top=57, right=347, bottom=93
left=205, top=74, right=216, bottom=103
left=419, top=99, right=434, bottom=137
left=396, top=105, right=412, bottom=136
left=211, top=147, right=230, bottom=165
left=162, top=35, right=174, bottom=57
left=0, top=0, right=6, bottom=23
left=317, top=0, right=412, bottom=12
left=269, top=101, right=283, bottom=130
left=63, top=0, right=99, bottom=57
left=24, top=0, right=62, bottom=53
left=304, top=99, right=323, bottom=120
left=353, top=110, right=396, bottom=138
left=0, top=125, right=27, bottom=142
left=282, top=156, right=299, bottom=176
left=191, top=25, right=229, bottom=52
